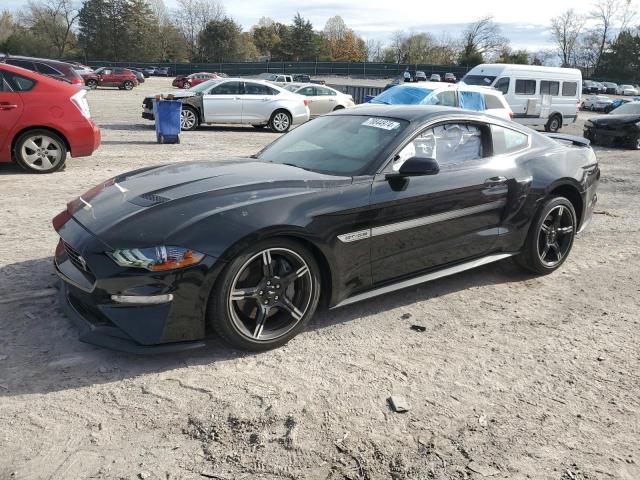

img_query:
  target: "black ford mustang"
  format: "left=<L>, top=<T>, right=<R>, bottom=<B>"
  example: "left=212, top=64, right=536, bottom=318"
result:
left=53, top=106, right=600, bottom=353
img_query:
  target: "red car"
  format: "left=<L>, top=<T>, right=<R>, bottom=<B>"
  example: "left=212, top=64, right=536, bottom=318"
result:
left=92, top=67, right=138, bottom=90
left=0, top=63, right=101, bottom=173
left=172, top=72, right=218, bottom=89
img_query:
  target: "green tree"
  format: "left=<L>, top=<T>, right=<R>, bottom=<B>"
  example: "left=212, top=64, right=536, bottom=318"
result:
left=198, top=16, right=242, bottom=62
left=279, top=13, right=319, bottom=61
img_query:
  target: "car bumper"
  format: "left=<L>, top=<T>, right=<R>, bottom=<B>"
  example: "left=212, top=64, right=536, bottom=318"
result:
left=53, top=217, right=222, bottom=354
left=584, top=126, right=638, bottom=146
left=292, top=109, right=310, bottom=125
left=70, top=120, right=101, bottom=158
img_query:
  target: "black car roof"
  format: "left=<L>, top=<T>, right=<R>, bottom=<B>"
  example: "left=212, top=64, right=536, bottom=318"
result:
left=331, top=104, right=483, bottom=122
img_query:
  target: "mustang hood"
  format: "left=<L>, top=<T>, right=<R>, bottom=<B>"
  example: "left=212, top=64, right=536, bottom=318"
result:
left=67, top=160, right=352, bottom=248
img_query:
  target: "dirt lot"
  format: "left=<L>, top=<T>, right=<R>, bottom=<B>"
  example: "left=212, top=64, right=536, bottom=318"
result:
left=0, top=77, right=639, bottom=480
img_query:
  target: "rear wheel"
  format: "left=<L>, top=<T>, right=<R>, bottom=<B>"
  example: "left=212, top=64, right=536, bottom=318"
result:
left=14, top=129, right=67, bottom=173
left=515, top=196, right=576, bottom=275
left=544, top=114, right=561, bottom=133
left=633, top=136, right=640, bottom=150
left=207, top=238, right=321, bottom=351
left=183, top=81, right=191, bottom=89
left=123, top=80, right=133, bottom=90
left=86, top=79, right=98, bottom=89
left=180, top=106, right=199, bottom=131
left=269, top=110, right=292, bottom=133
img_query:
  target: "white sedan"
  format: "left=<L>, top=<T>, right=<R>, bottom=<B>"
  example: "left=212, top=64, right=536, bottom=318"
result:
left=582, top=95, right=614, bottom=111
left=284, top=83, right=355, bottom=117
left=142, top=78, right=310, bottom=132
left=616, top=84, right=639, bottom=96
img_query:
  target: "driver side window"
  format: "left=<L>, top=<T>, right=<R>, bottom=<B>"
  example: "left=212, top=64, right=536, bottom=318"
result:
left=393, top=123, right=485, bottom=171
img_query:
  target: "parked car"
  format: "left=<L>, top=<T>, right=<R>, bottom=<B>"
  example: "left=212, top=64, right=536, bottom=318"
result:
left=582, top=80, right=600, bottom=94
left=53, top=105, right=599, bottom=353
left=258, top=73, right=294, bottom=86
left=430, top=73, right=441, bottom=82
left=142, top=78, right=310, bottom=132
left=444, top=73, right=457, bottom=83
left=604, top=98, right=631, bottom=113
left=584, top=101, right=640, bottom=149
left=137, top=68, right=150, bottom=78
left=291, top=73, right=326, bottom=85
left=368, top=82, right=513, bottom=120
left=173, top=72, right=218, bottom=89
left=0, top=63, right=100, bottom=173
left=283, top=83, right=354, bottom=116
left=414, top=71, right=427, bottom=82
left=581, top=95, right=614, bottom=111
left=93, top=67, right=138, bottom=90
left=143, top=66, right=158, bottom=76
left=593, top=82, right=607, bottom=93
left=155, top=66, right=171, bottom=77
left=403, top=71, right=412, bottom=82
left=602, top=82, right=618, bottom=94
left=0, top=55, right=84, bottom=86
left=617, top=84, right=639, bottom=96
left=462, top=64, right=582, bottom=132
left=127, top=68, right=145, bottom=84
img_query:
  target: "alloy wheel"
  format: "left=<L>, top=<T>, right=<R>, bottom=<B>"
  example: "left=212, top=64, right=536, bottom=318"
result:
left=228, top=248, right=314, bottom=341
left=181, top=109, right=197, bottom=130
left=20, top=135, right=63, bottom=171
left=537, top=205, right=575, bottom=267
left=272, top=112, right=290, bottom=132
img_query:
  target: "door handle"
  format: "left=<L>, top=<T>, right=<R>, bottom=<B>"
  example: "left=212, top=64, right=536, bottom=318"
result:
left=0, top=103, right=18, bottom=110
left=484, top=176, right=508, bottom=185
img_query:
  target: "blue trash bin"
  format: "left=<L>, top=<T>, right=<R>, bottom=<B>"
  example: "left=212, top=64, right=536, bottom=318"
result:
left=153, top=99, right=181, bottom=144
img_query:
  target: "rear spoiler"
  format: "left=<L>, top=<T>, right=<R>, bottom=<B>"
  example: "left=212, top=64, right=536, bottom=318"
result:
left=544, top=133, right=591, bottom=147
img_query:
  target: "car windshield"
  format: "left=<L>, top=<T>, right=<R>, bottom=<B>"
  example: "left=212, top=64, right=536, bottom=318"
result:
left=461, top=75, right=496, bottom=86
left=611, top=102, right=640, bottom=114
left=189, top=78, right=224, bottom=92
left=257, top=115, right=409, bottom=176
left=370, top=86, right=434, bottom=105
left=283, top=85, right=299, bottom=92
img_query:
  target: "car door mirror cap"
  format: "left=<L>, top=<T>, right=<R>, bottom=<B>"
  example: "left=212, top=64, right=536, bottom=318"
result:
left=387, top=157, right=440, bottom=179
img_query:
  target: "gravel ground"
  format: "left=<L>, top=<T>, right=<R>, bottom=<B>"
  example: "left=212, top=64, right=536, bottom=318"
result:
left=1, top=77, right=639, bottom=480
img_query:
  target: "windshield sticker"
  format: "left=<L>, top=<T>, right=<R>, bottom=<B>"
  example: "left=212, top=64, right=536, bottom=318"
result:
left=362, top=118, right=401, bottom=130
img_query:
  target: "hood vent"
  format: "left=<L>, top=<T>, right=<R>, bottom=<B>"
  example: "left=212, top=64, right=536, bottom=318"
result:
left=129, top=193, right=170, bottom=207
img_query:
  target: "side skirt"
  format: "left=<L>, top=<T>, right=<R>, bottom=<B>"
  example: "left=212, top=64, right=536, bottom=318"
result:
left=331, top=253, right=517, bottom=309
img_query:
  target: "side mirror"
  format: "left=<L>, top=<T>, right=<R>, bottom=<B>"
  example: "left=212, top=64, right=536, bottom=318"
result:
left=387, top=157, right=440, bottom=179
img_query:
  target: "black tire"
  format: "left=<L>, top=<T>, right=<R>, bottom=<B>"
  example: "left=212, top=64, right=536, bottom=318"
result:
left=13, top=129, right=67, bottom=173
left=183, top=81, right=191, bottom=89
left=207, top=238, right=322, bottom=351
left=544, top=115, right=561, bottom=133
left=123, top=80, right=133, bottom=91
left=268, top=109, right=292, bottom=133
left=86, top=79, right=98, bottom=90
left=180, top=106, right=199, bottom=131
left=632, top=136, right=640, bottom=150
left=515, top=196, right=577, bottom=275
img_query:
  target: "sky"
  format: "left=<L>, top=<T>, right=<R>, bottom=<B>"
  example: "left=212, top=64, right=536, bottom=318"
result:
left=2, top=0, right=639, bottom=50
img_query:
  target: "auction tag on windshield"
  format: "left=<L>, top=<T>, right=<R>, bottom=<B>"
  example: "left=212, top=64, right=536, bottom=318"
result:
left=362, top=118, right=400, bottom=130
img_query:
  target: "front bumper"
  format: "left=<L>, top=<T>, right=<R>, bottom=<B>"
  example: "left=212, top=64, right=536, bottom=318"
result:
left=583, top=126, right=638, bottom=147
left=53, top=217, right=221, bottom=354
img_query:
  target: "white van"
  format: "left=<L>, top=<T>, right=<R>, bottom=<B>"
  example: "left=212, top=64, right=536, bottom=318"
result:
left=461, top=64, right=582, bottom=132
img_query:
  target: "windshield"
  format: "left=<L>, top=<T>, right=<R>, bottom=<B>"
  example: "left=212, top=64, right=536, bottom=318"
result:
left=189, top=78, right=223, bottom=92
left=257, top=115, right=409, bottom=176
left=284, top=85, right=299, bottom=92
left=461, top=75, right=496, bottom=86
left=370, top=86, right=434, bottom=105
left=611, top=103, right=640, bottom=115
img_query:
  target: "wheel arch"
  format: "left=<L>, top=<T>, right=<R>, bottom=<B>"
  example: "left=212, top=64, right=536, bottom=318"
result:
left=11, top=125, right=71, bottom=158
left=547, top=181, right=583, bottom=227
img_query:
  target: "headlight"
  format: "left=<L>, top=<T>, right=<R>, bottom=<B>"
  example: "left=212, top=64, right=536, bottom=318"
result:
left=109, top=246, right=204, bottom=271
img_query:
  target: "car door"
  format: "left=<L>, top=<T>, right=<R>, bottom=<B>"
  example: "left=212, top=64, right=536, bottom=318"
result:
left=97, top=68, right=114, bottom=86
left=313, top=86, right=339, bottom=115
left=0, top=69, right=25, bottom=154
left=241, top=82, right=278, bottom=123
left=368, top=120, right=512, bottom=284
left=202, top=81, right=243, bottom=123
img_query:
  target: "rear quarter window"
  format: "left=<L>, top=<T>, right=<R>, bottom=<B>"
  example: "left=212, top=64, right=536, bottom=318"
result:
left=484, top=94, right=505, bottom=109
left=3, top=71, right=37, bottom=92
left=35, top=62, right=62, bottom=76
left=562, top=82, right=578, bottom=96
left=491, top=125, right=529, bottom=155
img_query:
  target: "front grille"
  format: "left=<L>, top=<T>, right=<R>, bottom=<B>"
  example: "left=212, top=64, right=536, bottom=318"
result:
left=63, top=241, right=91, bottom=273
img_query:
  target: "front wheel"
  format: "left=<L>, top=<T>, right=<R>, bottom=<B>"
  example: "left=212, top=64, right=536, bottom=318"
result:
left=180, top=106, right=199, bottom=131
left=123, top=81, right=133, bottom=90
left=183, top=81, right=191, bottom=89
left=632, top=136, right=640, bottom=150
left=269, top=110, right=292, bottom=133
left=545, top=115, right=561, bottom=133
left=207, top=238, right=321, bottom=351
left=515, top=197, right=577, bottom=275
left=86, top=79, right=98, bottom=90
left=14, top=129, right=67, bottom=173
